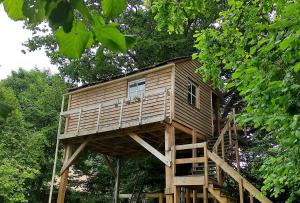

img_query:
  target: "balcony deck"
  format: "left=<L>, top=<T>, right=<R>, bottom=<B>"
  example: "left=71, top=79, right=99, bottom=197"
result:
left=59, top=88, right=171, bottom=140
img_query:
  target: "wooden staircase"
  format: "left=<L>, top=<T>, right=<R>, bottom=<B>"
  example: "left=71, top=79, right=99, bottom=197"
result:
left=173, top=110, right=272, bottom=203
left=208, top=184, right=236, bottom=203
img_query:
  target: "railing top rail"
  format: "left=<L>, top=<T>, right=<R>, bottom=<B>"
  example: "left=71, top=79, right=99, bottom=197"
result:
left=61, top=88, right=170, bottom=117
left=175, top=142, right=206, bottom=151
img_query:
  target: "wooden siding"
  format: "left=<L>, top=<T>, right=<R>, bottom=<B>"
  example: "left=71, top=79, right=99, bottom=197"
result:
left=173, top=60, right=213, bottom=139
left=63, top=67, right=173, bottom=138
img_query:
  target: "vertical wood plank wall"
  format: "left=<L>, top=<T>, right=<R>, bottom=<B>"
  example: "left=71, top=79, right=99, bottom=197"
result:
left=65, top=67, right=172, bottom=133
left=173, top=60, right=213, bottom=138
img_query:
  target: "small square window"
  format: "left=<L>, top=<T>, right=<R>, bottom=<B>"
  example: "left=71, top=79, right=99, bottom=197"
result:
left=128, top=78, right=145, bottom=99
left=188, top=81, right=197, bottom=107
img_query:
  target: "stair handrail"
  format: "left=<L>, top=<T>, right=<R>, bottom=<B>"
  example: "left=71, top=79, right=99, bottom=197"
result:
left=207, top=150, right=272, bottom=203
left=212, top=113, right=234, bottom=152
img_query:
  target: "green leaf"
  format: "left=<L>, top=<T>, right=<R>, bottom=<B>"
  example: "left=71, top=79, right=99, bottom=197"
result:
left=70, top=0, right=93, bottom=22
left=55, top=21, right=90, bottom=58
left=22, top=0, right=46, bottom=24
left=94, top=24, right=126, bottom=52
left=102, top=0, right=126, bottom=19
left=125, top=35, right=136, bottom=49
left=279, top=36, right=294, bottom=50
left=48, top=1, right=74, bottom=32
left=294, top=62, right=300, bottom=72
left=3, top=0, right=25, bottom=20
left=0, top=101, right=13, bottom=120
left=91, top=12, right=105, bottom=27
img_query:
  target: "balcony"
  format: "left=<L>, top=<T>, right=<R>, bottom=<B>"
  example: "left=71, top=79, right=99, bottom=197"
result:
left=59, top=88, right=171, bottom=139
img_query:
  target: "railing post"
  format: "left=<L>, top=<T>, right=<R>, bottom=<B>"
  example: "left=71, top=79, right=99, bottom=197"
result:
left=239, top=178, right=244, bottom=203
left=221, top=131, right=225, bottom=160
left=76, top=108, right=82, bottom=135
left=249, top=194, right=254, bottom=203
left=229, top=122, right=232, bottom=146
left=139, top=94, right=144, bottom=124
left=119, top=98, right=124, bottom=128
left=204, top=142, right=208, bottom=188
left=163, top=88, right=167, bottom=119
left=96, top=103, right=102, bottom=131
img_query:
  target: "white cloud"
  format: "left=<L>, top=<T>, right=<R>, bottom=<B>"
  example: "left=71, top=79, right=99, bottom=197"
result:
left=0, top=5, right=58, bottom=80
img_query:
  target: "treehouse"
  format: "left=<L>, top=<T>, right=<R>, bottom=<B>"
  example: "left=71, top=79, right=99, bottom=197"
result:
left=49, top=57, right=272, bottom=203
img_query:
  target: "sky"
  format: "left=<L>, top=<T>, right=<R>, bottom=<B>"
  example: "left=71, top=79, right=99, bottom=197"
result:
left=0, top=5, right=58, bottom=80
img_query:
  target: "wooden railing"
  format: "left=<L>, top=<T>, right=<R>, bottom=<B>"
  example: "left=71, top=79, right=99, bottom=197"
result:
left=59, top=88, right=171, bottom=139
left=173, top=141, right=272, bottom=203
left=208, top=150, right=272, bottom=203
left=173, top=142, right=209, bottom=187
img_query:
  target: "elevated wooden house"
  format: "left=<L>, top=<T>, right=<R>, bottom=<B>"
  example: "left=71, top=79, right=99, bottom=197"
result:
left=49, top=57, right=272, bottom=203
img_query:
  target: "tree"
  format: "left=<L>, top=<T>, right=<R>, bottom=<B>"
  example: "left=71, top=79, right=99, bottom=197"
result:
left=0, top=85, right=45, bottom=202
left=23, top=0, right=198, bottom=84
left=1, top=69, right=68, bottom=201
left=152, top=0, right=300, bottom=201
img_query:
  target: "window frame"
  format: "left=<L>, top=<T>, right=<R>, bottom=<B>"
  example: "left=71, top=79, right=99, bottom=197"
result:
left=127, top=78, right=146, bottom=100
left=187, top=80, right=199, bottom=108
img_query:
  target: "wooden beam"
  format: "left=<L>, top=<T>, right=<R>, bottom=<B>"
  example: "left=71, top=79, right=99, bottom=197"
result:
left=101, top=154, right=117, bottom=178
left=172, top=121, right=193, bottom=135
left=175, top=157, right=205, bottom=165
left=129, top=133, right=171, bottom=166
left=173, top=176, right=205, bottom=186
left=175, top=143, right=205, bottom=151
left=60, top=139, right=89, bottom=175
left=57, top=144, right=72, bottom=203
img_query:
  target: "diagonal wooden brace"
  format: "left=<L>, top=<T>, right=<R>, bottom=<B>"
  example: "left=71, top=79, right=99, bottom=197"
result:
left=128, top=133, right=171, bottom=167
left=60, top=139, right=89, bottom=175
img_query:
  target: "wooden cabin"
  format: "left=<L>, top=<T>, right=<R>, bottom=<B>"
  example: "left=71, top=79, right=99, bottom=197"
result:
left=50, top=57, right=272, bottom=203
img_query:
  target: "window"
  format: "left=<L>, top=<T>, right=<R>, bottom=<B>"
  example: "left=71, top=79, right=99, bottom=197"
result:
left=188, top=81, right=197, bottom=107
left=128, top=78, right=145, bottom=99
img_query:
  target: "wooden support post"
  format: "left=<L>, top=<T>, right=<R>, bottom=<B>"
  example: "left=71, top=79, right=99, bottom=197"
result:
left=165, top=125, right=175, bottom=203
left=113, top=157, right=120, bottom=203
left=158, top=193, right=164, bottom=203
left=57, top=144, right=72, bottom=203
left=203, top=186, right=208, bottom=203
left=173, top=186, right=179, bottom=203
left=192, top=190, right=196, bottom=203
left=186, top=189, right=191, bottom=203
left=239, top=178, right=244, bottom=203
